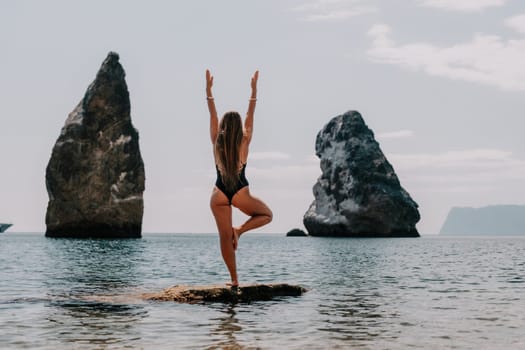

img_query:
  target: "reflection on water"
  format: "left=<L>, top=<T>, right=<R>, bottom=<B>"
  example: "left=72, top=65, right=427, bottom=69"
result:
left=311, top=239, right=401, bottom=344
left=45, top=300, right=146, bottom=347
left=207, top=305, right=245, bottom=350
left=1, top=234, right=524, bottom=349
left=317, top=294, right=399, bottom=343
left=44, top=238, right=145, bottom=292
left=43, top=238, right=148, bottom=347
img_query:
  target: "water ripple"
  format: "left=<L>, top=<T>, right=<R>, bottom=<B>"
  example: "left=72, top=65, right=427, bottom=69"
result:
left=0, top=234, right=524, bottom=349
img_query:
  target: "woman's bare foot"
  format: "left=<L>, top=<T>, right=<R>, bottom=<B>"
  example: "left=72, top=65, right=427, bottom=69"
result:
left=232, top=227, right=240, bottom=250
left=226, top=281, right=239, bottom=288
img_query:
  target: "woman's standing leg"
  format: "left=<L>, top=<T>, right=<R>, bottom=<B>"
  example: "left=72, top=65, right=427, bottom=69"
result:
left=210, top=188, right=238, bottom=285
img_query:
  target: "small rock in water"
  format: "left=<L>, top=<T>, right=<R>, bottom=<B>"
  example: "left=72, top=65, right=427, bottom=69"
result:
left=286, top=228, right=308, bottom=237
left=303, top=110, right=420, bottom=237
left=142, top=283, right=307, bottom=303
left=45, top=52, right=145, bottom=238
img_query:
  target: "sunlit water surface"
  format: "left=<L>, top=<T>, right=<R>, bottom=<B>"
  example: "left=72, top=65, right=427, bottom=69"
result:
left=1, top=233, right=524, bottom=349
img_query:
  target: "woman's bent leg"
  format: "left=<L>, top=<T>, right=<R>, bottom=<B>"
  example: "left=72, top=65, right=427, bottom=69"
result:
left=231, top=187, right=273, bottom=236
left=210, top=188, right=238, bottom=285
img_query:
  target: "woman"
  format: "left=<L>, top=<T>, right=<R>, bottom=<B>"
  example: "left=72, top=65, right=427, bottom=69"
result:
left=206, top=69, right=273, bottom=287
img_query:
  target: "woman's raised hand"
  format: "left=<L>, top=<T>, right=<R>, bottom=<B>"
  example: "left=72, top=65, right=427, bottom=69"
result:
left=251, top=70, right=259, bottom=93
left=206, top=69, right=214, bottom=97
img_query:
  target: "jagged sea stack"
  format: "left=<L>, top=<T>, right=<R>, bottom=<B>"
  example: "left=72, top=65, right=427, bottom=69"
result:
left=303, top=111, right=420, bottom=237
left=45, top=52, right=145, bottom=238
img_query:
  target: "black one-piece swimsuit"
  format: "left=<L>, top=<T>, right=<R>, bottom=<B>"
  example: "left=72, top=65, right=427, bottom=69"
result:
left=215, top=163, right=249, bottom=204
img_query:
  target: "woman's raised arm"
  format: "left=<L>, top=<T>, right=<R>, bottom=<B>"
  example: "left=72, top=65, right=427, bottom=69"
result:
left=206, top=69, right=218, bottom=144
left=244, top=70, right=258, bottom=144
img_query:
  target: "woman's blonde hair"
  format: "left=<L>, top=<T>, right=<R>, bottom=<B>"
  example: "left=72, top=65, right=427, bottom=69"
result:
left=215, top=111, right=243, bottom=192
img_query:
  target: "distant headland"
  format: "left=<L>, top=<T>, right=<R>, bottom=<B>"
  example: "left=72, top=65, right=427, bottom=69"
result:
left=440, top=205, right=525, bottom=235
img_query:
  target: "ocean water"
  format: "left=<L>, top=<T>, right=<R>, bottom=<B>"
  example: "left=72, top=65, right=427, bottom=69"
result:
left=0, top=233, right=524, bottom=349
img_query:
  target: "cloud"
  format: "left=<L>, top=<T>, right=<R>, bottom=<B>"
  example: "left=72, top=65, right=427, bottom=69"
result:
left=249, top=164, right=320, bottom=184
left=292, top=0, right=377, bottom=22
left=249, top=151, right=291, bottom=161
left=247, top=149, right=525, bottom=191
left=305, top=154, right=320, bottom=163
left=386, top=148, right=525, bottom=192
left=377, top=129, right=414, bottom=139
left=417, top=0, right=507, bottom=12
left=388, top=149, right=515, bottom=169
left=367, top=24, right=525, bottom=91
left=505, top=13, right=525, bottom=34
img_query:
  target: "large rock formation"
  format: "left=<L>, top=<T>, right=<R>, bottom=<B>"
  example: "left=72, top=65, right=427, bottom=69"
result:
left=303, top=111, right=420, bottom=237
left=45, top=52, right=145, bottom=238
left=440, top=205, right=525, bottom=235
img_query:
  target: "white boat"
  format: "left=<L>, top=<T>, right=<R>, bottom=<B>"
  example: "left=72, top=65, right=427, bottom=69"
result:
left=0, top=223, right=12, bottom=233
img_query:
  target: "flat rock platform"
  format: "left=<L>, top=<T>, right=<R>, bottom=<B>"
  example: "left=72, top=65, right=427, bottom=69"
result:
left=142, top=283, right=307, bottom=304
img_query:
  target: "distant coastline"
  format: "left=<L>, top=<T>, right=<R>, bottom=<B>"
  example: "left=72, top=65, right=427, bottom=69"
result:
left=440, top=205, right=525, bottom=235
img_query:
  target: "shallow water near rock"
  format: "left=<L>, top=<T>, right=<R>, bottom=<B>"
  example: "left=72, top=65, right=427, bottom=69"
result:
left=1, top=233, right=524, bottom=349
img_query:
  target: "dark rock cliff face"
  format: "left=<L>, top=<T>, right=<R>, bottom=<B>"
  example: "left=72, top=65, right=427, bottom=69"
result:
left=45, top=52, right=145, bottom=238
left=303, top=111, right=420, bottom=237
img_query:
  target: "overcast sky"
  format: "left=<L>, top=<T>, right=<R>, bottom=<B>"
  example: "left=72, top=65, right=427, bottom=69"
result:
left=1, top=0, right=524, bottom=234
